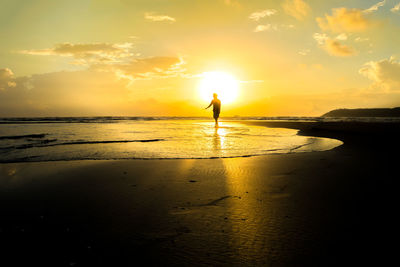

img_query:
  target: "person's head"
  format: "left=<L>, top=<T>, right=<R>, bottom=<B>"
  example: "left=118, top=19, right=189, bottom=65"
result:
left=213, top=93, right=218, bottom=99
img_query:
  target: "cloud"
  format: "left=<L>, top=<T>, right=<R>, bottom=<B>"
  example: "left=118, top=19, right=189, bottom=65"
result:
left=20, top=42, right=190, bottom=84
left=354, top=37, right=369, bottom=42
left=313, top=33, right=356, bottom=57
left=109, top=56, right=188, bottom=82
left=298, top=49, right=310, bottom=56
left=324, top=39, right=356, bottom=57
left=249, top=9, right=277, bottom=21
left=254, top=24, right=294, bottom=32
left=363, top=0, right=386, bottom=14
left=313, top=33, right=329, bottom=45
left=144, top=12, right=176, bottom=22
left=0, top=68, right=16, bottom=90
left=316, top=8, right=369, bottom=33
left=254, top=24, right=276, bottom=32
left=0, top=54, right=193, bottom=116
left=20, top=42, right=134, bottom=65
left=359, top=57, right=400, bottom=90
left=391, top=3, right=400, bottom=13
left=335, top=33, right=348, bottom=40
left=282, top=0, right=311, bottom=20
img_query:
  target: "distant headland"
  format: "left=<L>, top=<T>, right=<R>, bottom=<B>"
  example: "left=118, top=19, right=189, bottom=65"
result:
left=322, top=107, right=400, bottom=117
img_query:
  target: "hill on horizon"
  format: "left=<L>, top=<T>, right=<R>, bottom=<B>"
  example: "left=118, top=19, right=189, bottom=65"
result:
left=322, top=107, right=400, bottom=117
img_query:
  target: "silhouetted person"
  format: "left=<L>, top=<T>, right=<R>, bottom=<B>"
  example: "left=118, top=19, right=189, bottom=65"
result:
left=205, top=93, right=221, bottom=127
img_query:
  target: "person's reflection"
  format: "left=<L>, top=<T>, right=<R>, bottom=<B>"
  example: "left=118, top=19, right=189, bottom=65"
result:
left=213, top=127, right=222, bottom=152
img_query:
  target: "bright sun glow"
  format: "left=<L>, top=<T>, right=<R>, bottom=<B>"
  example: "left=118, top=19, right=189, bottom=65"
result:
left=199, top=71, right=239, bottom=104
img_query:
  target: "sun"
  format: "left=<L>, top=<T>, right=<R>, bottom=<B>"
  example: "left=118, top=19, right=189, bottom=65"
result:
left=199, top=71, right=239, bottom=105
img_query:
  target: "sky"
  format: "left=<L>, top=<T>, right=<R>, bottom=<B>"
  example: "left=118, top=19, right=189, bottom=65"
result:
left=1, top=0, right=400, bottom=117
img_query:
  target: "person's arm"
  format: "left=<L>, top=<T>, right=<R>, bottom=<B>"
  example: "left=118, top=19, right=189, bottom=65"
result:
left=205, top=100, right=213, bottom=109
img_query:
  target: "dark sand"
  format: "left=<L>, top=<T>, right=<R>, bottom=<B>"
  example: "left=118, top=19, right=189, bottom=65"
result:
left=1, top=121, right=399, bottom=266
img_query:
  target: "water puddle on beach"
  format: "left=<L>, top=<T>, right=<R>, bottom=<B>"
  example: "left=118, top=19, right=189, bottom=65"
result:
left=0, top=120, right=342, bottom=162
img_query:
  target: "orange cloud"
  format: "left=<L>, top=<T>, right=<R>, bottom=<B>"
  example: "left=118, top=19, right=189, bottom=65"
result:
left=282, top=0, right=311, bottom=20
left=316, top=8, right=369, bottom=33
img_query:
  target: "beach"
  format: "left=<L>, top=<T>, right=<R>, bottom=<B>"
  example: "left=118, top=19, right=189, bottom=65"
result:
left=1, top=120, right=399, bottom=266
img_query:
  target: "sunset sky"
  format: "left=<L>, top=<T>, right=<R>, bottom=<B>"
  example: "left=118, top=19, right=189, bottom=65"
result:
left=1, top=0, right=400, bottom=116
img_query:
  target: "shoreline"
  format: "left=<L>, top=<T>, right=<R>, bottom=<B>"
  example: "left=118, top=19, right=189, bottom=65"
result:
left=1, top=120, right=399, bottom=266
left=0, top=120, right=346, bottom=164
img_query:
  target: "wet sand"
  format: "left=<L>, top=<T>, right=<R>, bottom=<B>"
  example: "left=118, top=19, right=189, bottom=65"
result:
left=1, top=121, right=399, bottom=266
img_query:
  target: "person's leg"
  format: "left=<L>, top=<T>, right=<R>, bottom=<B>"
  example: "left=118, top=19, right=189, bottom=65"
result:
left=213, top=111, right=219, bottom=127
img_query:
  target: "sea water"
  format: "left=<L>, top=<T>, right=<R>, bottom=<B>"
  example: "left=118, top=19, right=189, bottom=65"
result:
left=0, top=118, right=343, bottom=162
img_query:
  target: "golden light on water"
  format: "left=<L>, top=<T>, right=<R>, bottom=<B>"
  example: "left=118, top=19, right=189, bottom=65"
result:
left=199, top=71, right=239, bottom=105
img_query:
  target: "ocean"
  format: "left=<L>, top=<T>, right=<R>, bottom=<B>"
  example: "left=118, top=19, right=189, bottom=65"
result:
left=0, top=117, right=348, bottom=163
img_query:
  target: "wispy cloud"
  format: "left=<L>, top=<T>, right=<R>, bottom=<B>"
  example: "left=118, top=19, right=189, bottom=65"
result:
left=253, top=24, right=294, bottom=32
left=363, top=0, right=386, bottom=14
left=144, top=12, right=176, bottom=22
left=249, top=9, right=277, bottom=21
left=316, top=8, right=369, bottom=33
left=20, top=42, right=135, bottom=65
left=111, top=57, right=188, bottom=83
left=282, top=0, right=311, bottom=20
left=254, top=24, right=276, bottom=32
left=391, top=3, right=400, bottom=13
